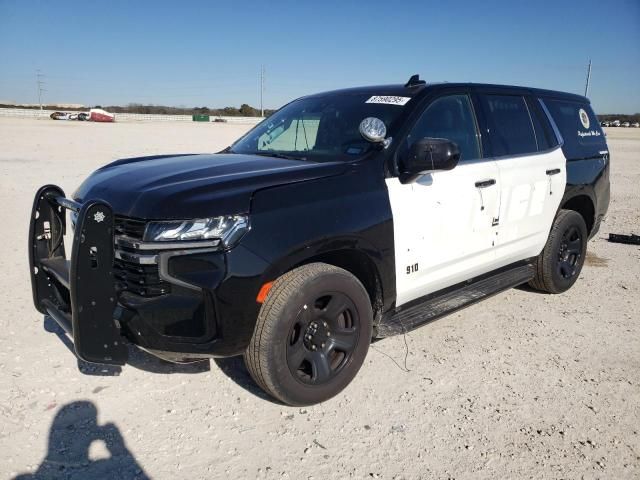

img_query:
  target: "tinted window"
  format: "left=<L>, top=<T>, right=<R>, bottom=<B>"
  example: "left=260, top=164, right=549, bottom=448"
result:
left=542, top=99, right=606, bottom=160
left=406, top=94, right=480, bottom=161
left=481, top=95, right=537, bottom=156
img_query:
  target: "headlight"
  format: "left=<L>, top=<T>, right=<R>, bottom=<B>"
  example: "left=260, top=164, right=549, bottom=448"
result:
left=143, top=215, right=249, bottom=248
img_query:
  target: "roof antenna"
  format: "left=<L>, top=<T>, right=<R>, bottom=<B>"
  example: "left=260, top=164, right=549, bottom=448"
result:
left=405, top=74, right=426, bottom=88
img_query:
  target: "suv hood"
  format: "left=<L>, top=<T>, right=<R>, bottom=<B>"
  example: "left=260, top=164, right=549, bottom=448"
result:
left=73, top=153, right=347, bottom=219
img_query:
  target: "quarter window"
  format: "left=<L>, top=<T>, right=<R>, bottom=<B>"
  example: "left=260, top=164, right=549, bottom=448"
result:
left=480, top=95, right=538, bottom=156
left=542, top=99, right=606, bottom=161
left=406, top=94, right=480, bottom=161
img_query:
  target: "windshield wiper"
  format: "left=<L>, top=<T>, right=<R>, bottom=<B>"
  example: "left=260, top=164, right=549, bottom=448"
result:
left=252, top=151, right=305, bottom=161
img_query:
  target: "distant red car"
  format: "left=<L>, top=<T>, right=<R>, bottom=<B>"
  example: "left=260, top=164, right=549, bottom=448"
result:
left=89, top=108, right=115, bottom=122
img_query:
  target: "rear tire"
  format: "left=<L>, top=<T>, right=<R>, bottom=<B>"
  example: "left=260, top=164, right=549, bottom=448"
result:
left=530, top=209, right=588, bottom=293
left=244, top=263, right=372, bottom=406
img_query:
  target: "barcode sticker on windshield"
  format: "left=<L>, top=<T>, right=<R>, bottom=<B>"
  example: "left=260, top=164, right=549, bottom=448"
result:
left=366, top=96, right=411, bottom=106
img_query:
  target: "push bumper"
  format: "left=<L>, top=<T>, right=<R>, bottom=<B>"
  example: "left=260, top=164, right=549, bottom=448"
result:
left=29, top=185, right=128, bottom=365
left=29, top=185, right=268, bottom=365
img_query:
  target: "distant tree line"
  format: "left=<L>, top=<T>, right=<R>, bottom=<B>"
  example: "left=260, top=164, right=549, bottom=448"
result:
left=106, top=103, right=276, bottom=117
left=0, top=103, right=276, bottom=117
left=1, top=102, right=636, bottom=123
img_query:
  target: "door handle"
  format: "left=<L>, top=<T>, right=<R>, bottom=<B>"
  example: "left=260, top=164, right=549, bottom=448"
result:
left=475, top=179, right=496, bottom=188
left=546, top=168, right=561, bottom=176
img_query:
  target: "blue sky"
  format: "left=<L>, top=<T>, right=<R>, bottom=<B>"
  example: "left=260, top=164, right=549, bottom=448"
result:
left=1, top=0, right=638, bottom=113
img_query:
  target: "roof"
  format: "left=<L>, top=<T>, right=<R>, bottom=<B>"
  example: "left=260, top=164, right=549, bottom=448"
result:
left=306, top=81, right=589, bottom=104
left=304, top=83, right=428, bottom=99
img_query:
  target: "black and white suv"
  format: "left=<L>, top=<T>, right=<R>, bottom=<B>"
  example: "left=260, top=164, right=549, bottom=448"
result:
left=29, top=75, right=610, bottom=405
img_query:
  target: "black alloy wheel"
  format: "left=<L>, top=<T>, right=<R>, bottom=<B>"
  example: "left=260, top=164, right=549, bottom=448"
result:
left=286, top=292, right=360, bottom=385
left=557, top=225, right=583, bottom=279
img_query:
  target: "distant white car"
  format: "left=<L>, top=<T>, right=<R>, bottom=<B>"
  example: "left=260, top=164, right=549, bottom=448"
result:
left=632, top=122, right=640, bottom=128
left=611, top=120, right=621, bottom=127
left=622, top=122, right=631, bottom=127
left=50, top=111, right=70, bottom=120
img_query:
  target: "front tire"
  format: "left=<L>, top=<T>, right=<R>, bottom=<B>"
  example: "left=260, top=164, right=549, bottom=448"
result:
left=244, top=263, right=372, bottom=406
left=530, top=209, right=588, bottom=293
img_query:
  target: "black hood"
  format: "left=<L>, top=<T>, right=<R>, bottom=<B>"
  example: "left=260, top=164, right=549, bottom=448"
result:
left=73, top=153, right=347, bottom=219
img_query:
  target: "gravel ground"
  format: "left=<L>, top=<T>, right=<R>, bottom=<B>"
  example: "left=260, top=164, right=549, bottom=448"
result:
left=1, top=118, right=639, bottom=479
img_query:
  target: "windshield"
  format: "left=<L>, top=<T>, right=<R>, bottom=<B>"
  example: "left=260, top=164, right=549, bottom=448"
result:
left=230, top=93, right=410, bottom=161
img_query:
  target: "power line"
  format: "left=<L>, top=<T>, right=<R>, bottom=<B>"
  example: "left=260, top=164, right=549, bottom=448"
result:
left=36, top=70, right=46, bottom=110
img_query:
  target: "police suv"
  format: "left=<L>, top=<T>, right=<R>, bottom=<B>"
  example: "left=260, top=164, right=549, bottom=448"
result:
left=29, top=75, right=610, bottom=405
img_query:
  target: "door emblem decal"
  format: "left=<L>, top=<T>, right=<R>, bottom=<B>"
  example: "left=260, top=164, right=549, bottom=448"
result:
left=579, top=109, right=590, bottom=129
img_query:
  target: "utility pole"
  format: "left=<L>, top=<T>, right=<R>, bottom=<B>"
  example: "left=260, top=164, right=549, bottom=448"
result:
left=584, top=59, right=592, bottom=97
left=36, top=70, right=46, bottom=110
left=260, top=64, right=265, bottom=117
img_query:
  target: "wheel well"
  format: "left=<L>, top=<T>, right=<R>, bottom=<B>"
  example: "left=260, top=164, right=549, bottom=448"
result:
left=562, top=196, right=595, bottom=234
left=295, top=250, right=383, bottom=322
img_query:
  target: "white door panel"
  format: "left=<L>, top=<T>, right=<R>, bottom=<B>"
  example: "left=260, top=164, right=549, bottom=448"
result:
left=387, top=160, right=501, bottom=307
left=494, top=147, right=566, bottom=263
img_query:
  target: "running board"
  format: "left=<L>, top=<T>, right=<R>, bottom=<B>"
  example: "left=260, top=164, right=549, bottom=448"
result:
left=377, top=264, right=535, bottom=338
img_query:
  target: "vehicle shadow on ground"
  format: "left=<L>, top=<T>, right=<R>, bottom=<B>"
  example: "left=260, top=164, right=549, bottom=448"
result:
left=44, top=316, right=210, bottom=376
left=12, top=400, right=150, bottom=480
left=515, top=283, right=547, bottom=295
left=213, top=356, right=283, bottom=404
left=43, top=316, right=276, bottom=402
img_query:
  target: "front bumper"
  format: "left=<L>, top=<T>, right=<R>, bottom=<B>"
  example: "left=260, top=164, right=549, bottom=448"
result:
left=29, top=185, right=267, bottom=365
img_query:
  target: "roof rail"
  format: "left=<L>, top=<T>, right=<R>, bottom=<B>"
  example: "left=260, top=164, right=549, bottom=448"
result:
left=405, top=74, right=426, bottom=88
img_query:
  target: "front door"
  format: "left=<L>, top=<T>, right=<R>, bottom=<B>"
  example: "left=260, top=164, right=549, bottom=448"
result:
left=386, top=93, right=501, bottom=307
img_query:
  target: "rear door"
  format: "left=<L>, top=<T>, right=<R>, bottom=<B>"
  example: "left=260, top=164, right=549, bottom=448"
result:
left=386, top=91, right=501, bottom=306
left=477, top=92, right=565, bottom=265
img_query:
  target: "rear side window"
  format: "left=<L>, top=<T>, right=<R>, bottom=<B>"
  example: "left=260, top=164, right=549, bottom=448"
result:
left=480, top=95, right=537, bottom=156
left=525, top=97, right=555, bottom=151
left=541, top=98, right=606, bottom=160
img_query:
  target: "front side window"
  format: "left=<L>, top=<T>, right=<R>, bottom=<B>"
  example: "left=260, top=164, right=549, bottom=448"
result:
left=480, top=94, right=537, bottom=156
left=405, top=94, right=480, bottom=162
left=231, top=94, right=411, bottom=162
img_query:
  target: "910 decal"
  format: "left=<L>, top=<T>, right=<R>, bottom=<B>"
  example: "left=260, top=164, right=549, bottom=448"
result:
left=406, top=263, right=419, bottom=275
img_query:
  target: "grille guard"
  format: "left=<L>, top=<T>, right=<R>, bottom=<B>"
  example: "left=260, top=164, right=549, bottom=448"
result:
left=29, top=185, right=128, bottom=365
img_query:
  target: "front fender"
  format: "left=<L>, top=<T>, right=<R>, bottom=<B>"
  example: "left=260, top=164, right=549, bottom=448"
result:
left=243, top=162, right=396, bottom=312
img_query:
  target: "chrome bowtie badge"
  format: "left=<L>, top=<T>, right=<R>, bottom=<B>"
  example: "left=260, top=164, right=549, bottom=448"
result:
left=93, top=211, right=106, bottom=223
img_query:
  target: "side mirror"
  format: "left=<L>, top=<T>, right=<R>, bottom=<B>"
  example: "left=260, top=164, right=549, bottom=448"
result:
left=400, top=138, right=460, bottom=183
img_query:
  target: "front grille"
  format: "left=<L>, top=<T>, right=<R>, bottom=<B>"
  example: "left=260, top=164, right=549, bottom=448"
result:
left=113, top=260, right=170, bottom=296
left=114, top=216, right=146, bottom=240
left=113, top=216, right=170, bottom=296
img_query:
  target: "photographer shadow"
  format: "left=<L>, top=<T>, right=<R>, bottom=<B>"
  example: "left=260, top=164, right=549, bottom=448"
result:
left=13, top=401, right=149, bottom=480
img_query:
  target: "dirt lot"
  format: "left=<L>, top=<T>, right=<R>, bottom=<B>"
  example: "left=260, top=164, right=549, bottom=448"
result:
left=1, top=118, right=638, bottom=479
